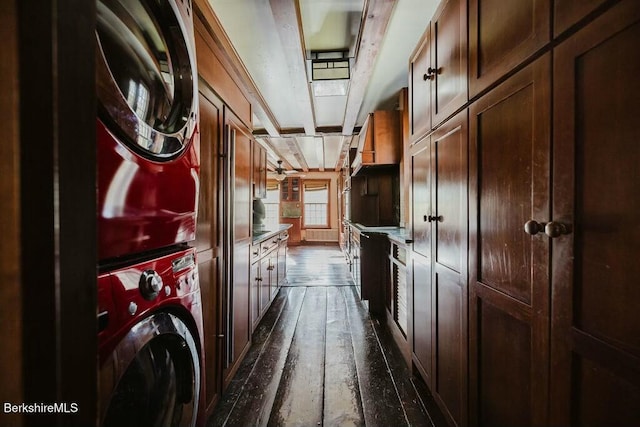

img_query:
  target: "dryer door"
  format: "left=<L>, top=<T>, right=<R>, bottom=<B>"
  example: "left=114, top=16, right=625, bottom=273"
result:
left=100, top=312, right=200, bottom=427
left=96, top=0, right=197, bottom=160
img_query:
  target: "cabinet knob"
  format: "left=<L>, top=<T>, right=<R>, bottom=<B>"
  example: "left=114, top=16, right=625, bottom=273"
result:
left=423, top=215, right=428, bottom=222
left=423, top=73, right=431, bottom=81
left=428, top=215, right=443, bottom=222
left=545, top=221, right=572, bottom=238
left=524, top=220, right=546, bottom=235
left=428, top=66, right=440, bottom=75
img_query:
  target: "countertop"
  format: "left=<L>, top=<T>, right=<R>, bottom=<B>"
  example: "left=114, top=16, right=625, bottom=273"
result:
left=348, top=223, right=411, bottom=245
left=252, top=224, right=292, bottom=245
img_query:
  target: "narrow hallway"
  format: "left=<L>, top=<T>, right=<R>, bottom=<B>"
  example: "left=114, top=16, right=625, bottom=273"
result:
left=208, top=246, right=438, bottom=427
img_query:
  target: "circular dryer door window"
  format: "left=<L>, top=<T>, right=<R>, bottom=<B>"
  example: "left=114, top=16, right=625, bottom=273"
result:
left=100, top=312, right=200, bottom=427
left=96, top=0, right=197, bottom=159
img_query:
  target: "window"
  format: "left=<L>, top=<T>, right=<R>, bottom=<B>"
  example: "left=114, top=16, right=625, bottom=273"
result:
left=303, top=180, right=329, bottom=227
left=263, top=181, right=280, bottom=229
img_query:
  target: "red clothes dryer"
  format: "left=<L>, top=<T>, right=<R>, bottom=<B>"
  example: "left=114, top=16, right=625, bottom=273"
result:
left=98, top=247, right=204, bottom=427
left=96, top=0, right=199, bottom=261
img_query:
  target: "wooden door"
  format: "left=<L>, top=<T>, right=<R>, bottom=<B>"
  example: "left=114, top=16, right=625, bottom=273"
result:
left=431, top=110, right=468, bottom=426
left=550, top=2, right=640, bottom=424
left=260, top=254, right=271, bottom=316
left=469, top=0, right=550, bottom=98
left=410, top=136, right=431, bottom=259
left=409, top=27, right=431, bottom=142
left=196, top=90, right=223, bottom=413
left=430, top=0, right=467, bottom=127
left=469, top=54, right=551, bottom=426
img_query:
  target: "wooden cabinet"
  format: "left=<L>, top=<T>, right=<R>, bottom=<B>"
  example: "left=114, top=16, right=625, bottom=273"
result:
left=408, top=0, right=467, bottom=141
left=252, top=140, right=266, bottom=199
left=409, top=27, right=432, bottom=142
left=280, top=177, right=300, bottom=201
left=468, top=55, right=551, bottom=427
left=250, top=230, right=289, bottom=330
left=360, top=232, right=390, bottom=316
left=430, top=0, right=467, bottom=127
left=554, top=0, right=609, bottom=36
left=195, top=89, right=224, bottom=414
left=350, top=228, right=361, bottom=297
left=281, top=216, right=301, bottom=245
left=277, top=231, right=288, bottom=286
left=550, top=3, right=640, bottom=424
left=410, top=110, right=468, bottom=427
left=469, top=0, right=550, bottom=98
left=351, top=110, right=401, bottom=175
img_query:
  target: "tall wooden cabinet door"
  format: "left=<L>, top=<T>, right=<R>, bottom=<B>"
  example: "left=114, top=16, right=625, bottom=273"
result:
left=468, top=0, right=550, bottom=98
left=430, top=0, right=467, bottom=127
left=431, top=110, right=468, bottom=426
left=196, top=91, right=223, bottom=413
left=410, top=136, right=432, bottom=259
left=412, top=252, right=433, bottom=386
left=468, top=54, right=551, bottom=427
left=409, top=27, right=432, bottom=142
left=550, top=3, right=640, bottom=425
left=226, top=109, right=252, bottom=383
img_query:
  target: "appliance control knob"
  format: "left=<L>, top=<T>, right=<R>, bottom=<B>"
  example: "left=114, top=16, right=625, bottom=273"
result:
left=139, top=270, right=163, bottom=301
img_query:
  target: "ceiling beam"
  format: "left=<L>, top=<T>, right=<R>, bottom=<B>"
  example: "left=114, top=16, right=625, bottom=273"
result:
left=335, top=135, right=353, bottom=171
left=256, top=137, right=295, bottom=170
left=269, top=0, right=316, bottom=136
left=342, top=0, right=398, bottom=135
left=317, top=137, right=325, bottom=171
left=288, top=137, right=310, bottom=172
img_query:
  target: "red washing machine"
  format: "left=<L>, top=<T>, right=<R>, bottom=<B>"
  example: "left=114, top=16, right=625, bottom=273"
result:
left=96, top=0, right=199, bottom=261
left=98, top=247, right=204, bottom=426
left=95, top=0, right=204, bottom=425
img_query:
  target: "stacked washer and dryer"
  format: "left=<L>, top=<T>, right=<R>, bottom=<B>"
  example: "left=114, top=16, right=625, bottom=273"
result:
left=95, top=0, right=204, bottom=425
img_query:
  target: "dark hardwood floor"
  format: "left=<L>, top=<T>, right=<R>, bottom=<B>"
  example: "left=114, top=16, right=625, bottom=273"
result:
left=208, top=245, right=439, bottom=427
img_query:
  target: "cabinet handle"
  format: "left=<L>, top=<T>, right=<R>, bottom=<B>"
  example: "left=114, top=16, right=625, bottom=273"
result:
left=267, top=266, right=274, bottom=271
left=545, top=221, right=572, bottom=238
left=428, top=66, right=440, bottom=75
left=428, top=215, right=443, bottom=222
left=524, top=220, right=546, bottom=235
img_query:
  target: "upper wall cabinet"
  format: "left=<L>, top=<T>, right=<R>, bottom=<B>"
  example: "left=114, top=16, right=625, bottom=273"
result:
left=352, top=110, right=401, bottom=175
left=408, top=0, right=467, bottom=142
left=468, top=0, right=550, bottom=98
left=554, top=0, right=609, bottom=37
left=252, top=140, right=266, bottom=199
left=409, top=27, right=432, bottom=142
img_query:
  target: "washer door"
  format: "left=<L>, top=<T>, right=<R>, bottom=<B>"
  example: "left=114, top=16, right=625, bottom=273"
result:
left=96, top=0, right=197, bottom=160
left=100, top=312, right=200, bottom=427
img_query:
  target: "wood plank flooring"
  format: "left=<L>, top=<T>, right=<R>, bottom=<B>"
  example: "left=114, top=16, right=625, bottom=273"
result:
left=208, top=245, right=437, bottom=427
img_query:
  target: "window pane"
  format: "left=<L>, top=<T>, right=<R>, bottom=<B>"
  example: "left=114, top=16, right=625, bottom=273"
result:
left=263, top=184, right=280, bottom=228
left=303, top=181, right=329, bottom=227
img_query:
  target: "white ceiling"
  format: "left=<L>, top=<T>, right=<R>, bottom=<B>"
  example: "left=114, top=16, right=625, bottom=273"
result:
left=207, top=0, right=440, bottom=171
